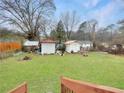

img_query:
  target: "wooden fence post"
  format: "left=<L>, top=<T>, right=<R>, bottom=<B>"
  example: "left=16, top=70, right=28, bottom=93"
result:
left=8, top=82, right=27, bottom=93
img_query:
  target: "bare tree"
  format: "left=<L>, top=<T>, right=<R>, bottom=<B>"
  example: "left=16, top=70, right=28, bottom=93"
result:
left=0, top=0, right=56, bottom=40
left=87, top=19, right=98, bottom=49
left=88, top=20, right=98, bottom=42
left=41, top=19, right=54, bottom=38
left=106, top=24, right=115, bottom=44
left=61, top=11, right=80, bottom=40
left=118, top=19, right=124, bottom=33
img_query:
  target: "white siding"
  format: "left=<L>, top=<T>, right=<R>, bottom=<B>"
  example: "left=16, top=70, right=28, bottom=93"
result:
left=41, top=43, right=55, bottom=54
left=82, top=44, right=91, bottom=48
left=66, top=43, right=81, bottom=53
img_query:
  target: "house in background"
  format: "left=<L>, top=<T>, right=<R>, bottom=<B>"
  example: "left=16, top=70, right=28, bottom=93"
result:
left=65, top=40, right=93, bottom=53
left=101, top=42, right=109, bottom=48
left=40, top=39, right=56, bottom=55
left=80, top=41, right=93, bottom=50
left=23, top=40, right=39, bottom=52
left=65, top=40, right=81, bottom=53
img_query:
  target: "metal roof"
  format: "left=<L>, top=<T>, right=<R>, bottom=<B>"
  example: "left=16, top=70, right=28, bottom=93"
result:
left=40, top=39, right=56, bottom=43
left=24, top=40, right=39, bottom=46
left=79, top=41, right=93, bottom=44
left=65, top=40, right=79, bottom=45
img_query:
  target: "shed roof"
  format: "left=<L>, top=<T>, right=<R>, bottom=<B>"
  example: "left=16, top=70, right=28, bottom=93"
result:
left=65, top=40, right=79, bottom=45
left=41, top=39, right=56, bottom=43
left=79, top=41, right=92, bottom=44
left=24, top=40, right=39, bottom=46
left=65, top=40, right=92, bottom=45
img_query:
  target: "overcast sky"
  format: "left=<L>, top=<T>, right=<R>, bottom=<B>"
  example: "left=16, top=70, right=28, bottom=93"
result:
left=54, top=0, right=124, bottom=27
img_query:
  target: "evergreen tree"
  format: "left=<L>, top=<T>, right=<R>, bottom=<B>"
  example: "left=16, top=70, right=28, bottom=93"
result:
left=50, top=20, right=66, bottom=43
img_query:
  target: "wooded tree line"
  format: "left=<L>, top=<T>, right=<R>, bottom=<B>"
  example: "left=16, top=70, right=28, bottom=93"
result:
left=0, top=28, right=24, bottom=41
left=0, top=0, right=124, bottom=45
left=50, top=18, right=124, bottom=45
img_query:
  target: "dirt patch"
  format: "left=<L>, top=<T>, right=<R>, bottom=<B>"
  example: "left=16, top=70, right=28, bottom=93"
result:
left=18, top=56, right=32, bottom=62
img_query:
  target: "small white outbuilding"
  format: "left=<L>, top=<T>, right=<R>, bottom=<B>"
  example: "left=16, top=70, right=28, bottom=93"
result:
left=40, top=39, right=56, bottom=55
left=65, top=40, right=81, bottom=53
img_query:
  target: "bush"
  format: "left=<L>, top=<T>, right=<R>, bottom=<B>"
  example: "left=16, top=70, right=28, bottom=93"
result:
left=108, top=44, right=124, bottom=55
left=97, top=45, right=109, bottom=52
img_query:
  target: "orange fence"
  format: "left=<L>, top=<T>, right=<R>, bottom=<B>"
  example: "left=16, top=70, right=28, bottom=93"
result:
left=61, top=77, right=124, bottom=93
left=8, top=82, right=27, bottom=93
left=0, top=42, right=21, bottom=53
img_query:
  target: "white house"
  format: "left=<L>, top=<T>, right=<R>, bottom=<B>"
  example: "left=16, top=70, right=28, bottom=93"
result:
left=23, top=40, right=39, bottom=52
left=65, top=40, right=81, bottom=53
left=65, top=40, right=93, bottom=53
left=40, top=39, right=56, bottom=55
left=80, top=41, right=93, bottom=49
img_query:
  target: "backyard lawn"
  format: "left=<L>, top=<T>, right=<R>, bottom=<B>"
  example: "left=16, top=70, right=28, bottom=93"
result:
left=0, top=52, right=124, bottom=93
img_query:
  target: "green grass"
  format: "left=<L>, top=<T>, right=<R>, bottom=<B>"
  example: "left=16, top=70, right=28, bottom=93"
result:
left=0, top=52, right=124, bottom=93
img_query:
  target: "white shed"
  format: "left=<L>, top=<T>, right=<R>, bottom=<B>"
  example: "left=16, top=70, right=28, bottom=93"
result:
left=65, top=40, right=81, bottom=53
left=40, top=39, right=56, bottom=55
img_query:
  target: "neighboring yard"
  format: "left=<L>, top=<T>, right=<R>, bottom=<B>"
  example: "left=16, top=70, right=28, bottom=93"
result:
left=0, top=52, right=124, bottom=93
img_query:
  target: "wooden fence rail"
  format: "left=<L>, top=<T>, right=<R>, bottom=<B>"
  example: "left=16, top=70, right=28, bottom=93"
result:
left=8, top=82, right=27, bottom=93
left=61, top=77, right=124, bottom=93
left=7, top=77, right=124, bottom=93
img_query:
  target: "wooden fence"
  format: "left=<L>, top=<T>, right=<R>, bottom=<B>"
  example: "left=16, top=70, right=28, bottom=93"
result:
left=0, top=42, right=21, bottom=53
left=8, top=82, right=27, bottom=93
left=7, top=77, right=124, bottom=93
left=61, top=77, right=124, bottom=93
